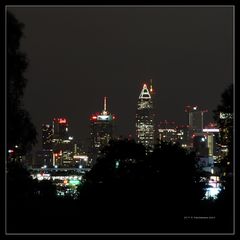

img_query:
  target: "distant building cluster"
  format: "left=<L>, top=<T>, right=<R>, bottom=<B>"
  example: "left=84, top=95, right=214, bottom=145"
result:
left=34, top=118, right=88, bottom=168
left=14, top=79, right=230, bottom=176
left=158, top=106, right=221, bottom=174
left=32, top=97, right=115, bottom=168
left=135, top=81, right=224, bottom=175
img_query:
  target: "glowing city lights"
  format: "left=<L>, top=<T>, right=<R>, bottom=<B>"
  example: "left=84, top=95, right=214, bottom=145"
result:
left=136, top=83, right=154, bottom=151
left=59, top=118, right=67, bottom=124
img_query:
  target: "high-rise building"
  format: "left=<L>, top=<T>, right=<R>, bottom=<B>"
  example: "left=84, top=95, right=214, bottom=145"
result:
left=158, top=120, right=177, bottom=143
left=136, top=83, right=155, bottom=152
left=42, top=124, right=53, bottom=150
left=52, top=118, right=69, bottom=141
left=34, top=124, right=54, bottom=168
left=185, top=105, right=208, bottom=131
left=52, top=118, right=73, bottom=166
left=203, top=124, right=221, bottom=159
left=158, top=121, right=193, bottom=149
left=90, top=97, right=116, bottom=164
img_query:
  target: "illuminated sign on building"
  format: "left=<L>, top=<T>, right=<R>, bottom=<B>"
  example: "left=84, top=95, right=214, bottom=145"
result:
left=53, top=118, right=67, bottom=124
left=59, top=118, right=67, bottom=124
left=73, top=155, right=88, bottom=161
left=91, top=114, right=116, bottom=122
left=98, top=115, right=110, bottom=120
left=203, top=129, right=220, bottom=133
left=220, top=112, right=232, bottom=119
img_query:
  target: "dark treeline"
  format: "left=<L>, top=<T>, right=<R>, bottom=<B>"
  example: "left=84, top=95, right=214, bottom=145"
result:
left=78, top=139, right=204, bottom=233
left=7, top=11, right=37, bottom=157
left=7, top=139, right=233, bottom=233
left=6, top=11, right=233, bottom=234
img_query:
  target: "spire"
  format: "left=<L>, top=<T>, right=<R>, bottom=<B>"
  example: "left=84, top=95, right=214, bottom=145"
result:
left=139, top=83, right=151, bottom=99
left=150, top=79, right=153, bottom=93
left=104, top=96, right=107, bottom=112
left=102, top=96, right=108, bottom=115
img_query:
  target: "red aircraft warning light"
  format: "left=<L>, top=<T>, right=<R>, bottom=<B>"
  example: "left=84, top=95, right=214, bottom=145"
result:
left=91, top=115, right=97, bottom=121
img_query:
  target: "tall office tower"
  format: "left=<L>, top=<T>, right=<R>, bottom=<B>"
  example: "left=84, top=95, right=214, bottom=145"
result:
left=52, top=118, right=69, bottom=141
left=37, top=124, right=54, bottom=167
left=42, top=124, right=53, bottom=150
left=203, top=125, right=221, bottom=159
left=136, top=83, right=155, bottom=152
left=90, top=97, right=116, bottom=164
left=185, top=105, right=207, bottom=132
left=52, top=118, right=71, bottom=166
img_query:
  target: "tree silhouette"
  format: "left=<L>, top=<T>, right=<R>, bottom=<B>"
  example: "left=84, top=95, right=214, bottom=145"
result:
left=213, top=84, right=233, bottom=176
left=7, top=160, right=37, bottom=200
left=212, top=84, right=234, bottom=232
left=78, top=139, right=205, bottom=232
left=7, top=12, right=42, bottom=233
left=37, top=179, right=57, bottom=199
left=7, top=11, right=37, bottom=157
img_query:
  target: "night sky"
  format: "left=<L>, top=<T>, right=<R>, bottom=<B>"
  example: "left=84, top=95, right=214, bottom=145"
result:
left=8, top=6, right=233, bottom=150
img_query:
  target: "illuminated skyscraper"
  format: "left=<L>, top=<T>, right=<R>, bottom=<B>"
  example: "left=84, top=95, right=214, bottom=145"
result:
left=52, top=118, right=72, bottom=166
left=90, top=97, right=116, bottom=164
left=52, top=117, right=69, bottom=141
left=42, top=124, right=53, bottom=150
left=37, top=124, right=53, bottom=167
left=136, top=83, right=155, bottom=152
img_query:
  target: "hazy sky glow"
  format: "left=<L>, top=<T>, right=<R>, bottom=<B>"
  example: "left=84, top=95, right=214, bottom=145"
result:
left=8, top=6, right=233, bottom=149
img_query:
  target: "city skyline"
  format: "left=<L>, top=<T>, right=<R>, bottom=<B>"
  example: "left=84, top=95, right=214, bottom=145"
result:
left=8, top=6, right=233, bottom=149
